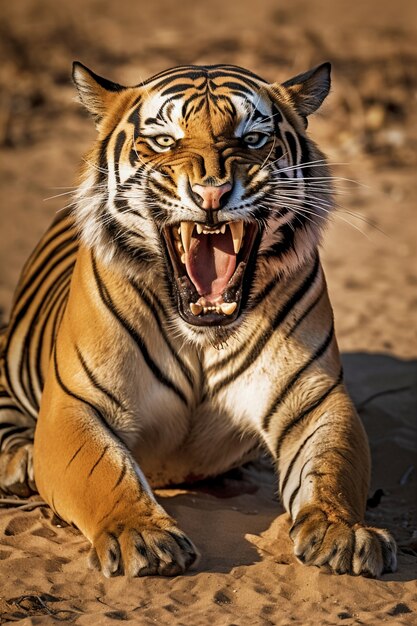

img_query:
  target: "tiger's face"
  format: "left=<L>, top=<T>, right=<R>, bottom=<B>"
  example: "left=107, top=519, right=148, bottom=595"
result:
left=73, top=63, right=332, bottom=330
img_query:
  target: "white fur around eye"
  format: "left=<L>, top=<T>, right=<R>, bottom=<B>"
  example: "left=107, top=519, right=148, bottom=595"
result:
left=242, top=132, right=270, bottom=149
left=146, top=135, right=176, bottom=152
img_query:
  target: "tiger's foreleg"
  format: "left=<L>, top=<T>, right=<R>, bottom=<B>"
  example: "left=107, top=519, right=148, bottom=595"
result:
left=269, top=384, right=397, bottom=576
left=33, top=361, right=198, bottom=578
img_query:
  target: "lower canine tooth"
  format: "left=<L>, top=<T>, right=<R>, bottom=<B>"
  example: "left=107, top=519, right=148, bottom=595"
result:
left=220, top=302, right=237, bottom=315
left=190, top=303, right=202, bottom=315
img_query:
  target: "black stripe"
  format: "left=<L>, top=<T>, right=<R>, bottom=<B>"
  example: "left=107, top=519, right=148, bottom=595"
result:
left=149, top=69, right=207, bottom=90
left=181, top=92, right=205, bottom=117
left=287, top=460, right=323, bottom=517
left=0, top=425, right=31, bottom=437
left=34, top=265, right=74, bottom=392
left=91, top=255, right=188, bottom=405
left=284, top=131, right=298, bottom=165
left=287, top=443, right=355, bottom=517
left=260, top=219, right=305, bottom=259
left=207, top=70, right=263, bottom=89
left=114, top=130, right=127, bottom=186
left=12, top=237, right=76, bottom=315
left=148, top=178, right=180, bottom=201
left=5, top=245, right=78, bottom=413
left=18, top=217, right=74, bottom=282
left=66, top=443, right=85, bottom=469
left=127, top=96, right=142, bottom=138
left=285, top=283, right=325, bottom=338
left=97, top=133, right=112, bottom=184
left=102, top=214, right=150, bottom=264
left=272, top=104, right=283, bottom=132
left=97, top=495, right=123, bottom=524
left=88, top=445, right=109, bottom=477
left=50, top=289, right=69, bottom=352
left=214, top=81, right=253, bottom=96
left=53, top=344, right=118, bottom=440
left=262, top=320, right=335, bottom=431
left=22, top=263, right=74, bottom=409
left=0, top=422, right=27, bottom=430
left=280, top=422, right=329, bottom=496
left=277, top=369, right=344, bottom=465
left=112, top=461, right=127, bottom=491
left=75, top=345, right=124, bottom=411
left=205, top=255, right=320, bottom=390
left=161, top=83, right=202, bottom=96
left=0, top=405, right=24, bottom=414
left=128, top=280, right=194, bottom=388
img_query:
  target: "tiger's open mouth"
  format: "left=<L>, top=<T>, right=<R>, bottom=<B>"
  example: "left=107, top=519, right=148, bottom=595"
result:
left=164, top=221, right=260, bottom=326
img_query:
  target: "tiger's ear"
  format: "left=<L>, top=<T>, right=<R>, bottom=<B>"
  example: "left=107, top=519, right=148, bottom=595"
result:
left=280, top=62, right=331, bottom=117
left=72, top=62, right=126, bottom=125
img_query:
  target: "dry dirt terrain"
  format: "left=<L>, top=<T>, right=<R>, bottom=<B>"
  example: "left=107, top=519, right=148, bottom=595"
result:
left=0, top=0, right=416, bottom=624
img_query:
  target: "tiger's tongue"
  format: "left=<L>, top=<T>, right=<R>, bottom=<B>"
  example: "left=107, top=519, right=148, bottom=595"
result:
left=185, top=232, right=236, bottom=302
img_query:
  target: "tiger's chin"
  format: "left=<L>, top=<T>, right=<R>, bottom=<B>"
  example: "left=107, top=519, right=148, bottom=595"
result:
left=163, top=221, right=261, bottom=327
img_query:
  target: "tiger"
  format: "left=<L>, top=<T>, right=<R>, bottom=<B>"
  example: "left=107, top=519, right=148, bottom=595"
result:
left=0, top=61, right=397, bottom=578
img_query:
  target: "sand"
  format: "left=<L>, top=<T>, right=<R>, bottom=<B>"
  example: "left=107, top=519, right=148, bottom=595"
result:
left=0, top=0, right=416, bottom=624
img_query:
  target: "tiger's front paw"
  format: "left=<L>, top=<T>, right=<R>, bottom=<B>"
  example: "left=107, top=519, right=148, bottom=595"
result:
left=290, top=505, right=397, bottom=577
left=88, top=511, right=199, bottom=577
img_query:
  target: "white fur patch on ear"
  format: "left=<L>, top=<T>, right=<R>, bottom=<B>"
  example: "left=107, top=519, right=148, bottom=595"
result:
left=280, top=62, right=331, bottom=117
left=72, top=61, right=125, bottom=123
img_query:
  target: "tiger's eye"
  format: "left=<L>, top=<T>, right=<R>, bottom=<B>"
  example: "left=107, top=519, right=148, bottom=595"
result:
left=242, top=132, right=267, bottom=147
left=153, top=135, right=176, bottom=148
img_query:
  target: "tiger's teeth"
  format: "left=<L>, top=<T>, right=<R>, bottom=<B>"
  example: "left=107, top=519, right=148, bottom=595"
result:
left=220, top=302, right=237, bottom=315
left=229, top=222, right=244, bottom=254
left=190, top=303, right=202, bottom=315
left=220, top=224, right=226, bottom=234
left=181, top=253, right=186, bottom=264
left=196, top=224, right=203, bottom=235
left=180, top=222, right=194, bottom=252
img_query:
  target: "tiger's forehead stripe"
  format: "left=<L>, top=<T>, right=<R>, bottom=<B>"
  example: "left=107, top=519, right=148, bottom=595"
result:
left=140, top=64, right=266, bottom=89
left=145, top=67, right=265, bottom=96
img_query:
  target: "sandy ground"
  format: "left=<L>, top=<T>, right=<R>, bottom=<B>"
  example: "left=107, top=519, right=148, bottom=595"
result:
left=0, top=0, right=416, bottom=624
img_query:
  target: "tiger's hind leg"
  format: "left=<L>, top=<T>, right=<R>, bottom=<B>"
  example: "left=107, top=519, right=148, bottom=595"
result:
left=0, top=384, right=36, bottom=496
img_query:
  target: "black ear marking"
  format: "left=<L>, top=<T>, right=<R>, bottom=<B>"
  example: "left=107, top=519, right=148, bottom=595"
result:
left=72, top=62, right=124, bottom=93
left=282, top=62, right=332, bottom=117
left=72, top=61, right=126, bottom=124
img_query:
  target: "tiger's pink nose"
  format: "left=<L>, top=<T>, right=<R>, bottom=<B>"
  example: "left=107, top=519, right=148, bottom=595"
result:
left=192, top=182, right=232, bottom=210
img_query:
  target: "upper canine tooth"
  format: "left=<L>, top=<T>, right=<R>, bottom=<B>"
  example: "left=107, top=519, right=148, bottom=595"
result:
left=180, top=222, right=194, bottom=253
left=229, top=222, right=244, bottom=254
left=220, top=302, right=237, bottom=315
